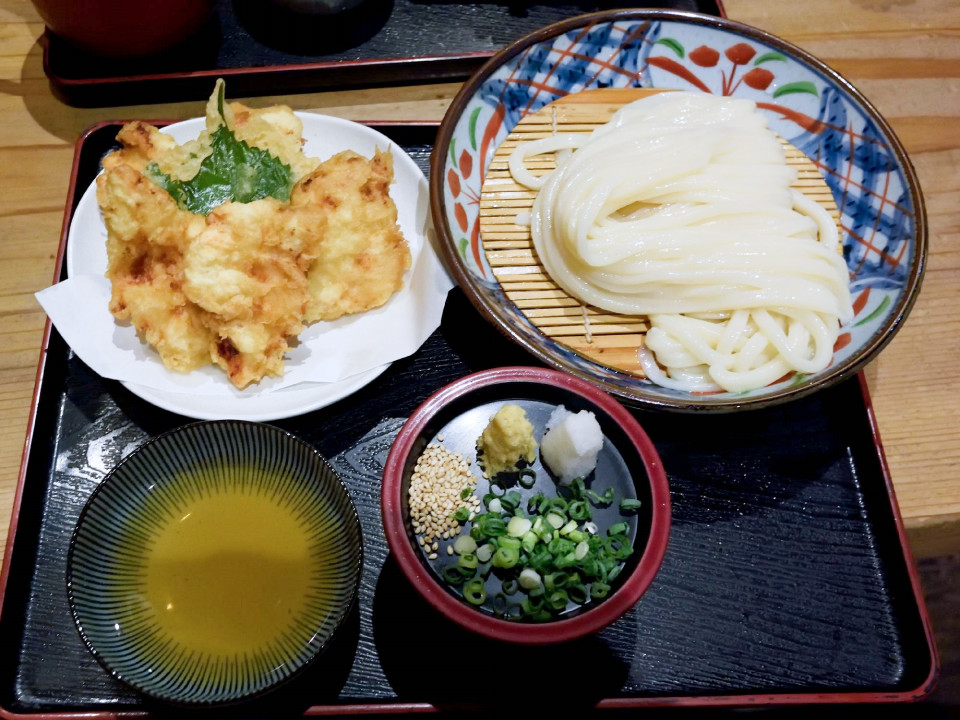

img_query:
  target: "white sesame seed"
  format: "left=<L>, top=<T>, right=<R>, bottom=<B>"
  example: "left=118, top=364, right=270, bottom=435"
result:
left=407, top=442, right=479, bottom=546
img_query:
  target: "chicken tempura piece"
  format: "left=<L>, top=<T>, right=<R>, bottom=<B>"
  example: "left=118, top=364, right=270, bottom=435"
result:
left=183, top=198, right=325, bottom=389
left=98, top=134, right=214, bottom=374
left=291, top=149, right=411, bottom=322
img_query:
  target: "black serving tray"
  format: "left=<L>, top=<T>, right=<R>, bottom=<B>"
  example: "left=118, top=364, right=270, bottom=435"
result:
left=0, top=121, right=938, bottom=716
left=43, top=0, right=722, bottom=107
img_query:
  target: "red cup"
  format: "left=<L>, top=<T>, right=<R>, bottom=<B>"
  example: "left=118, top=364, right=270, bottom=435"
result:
left=31, top=0, right=214, bottom=58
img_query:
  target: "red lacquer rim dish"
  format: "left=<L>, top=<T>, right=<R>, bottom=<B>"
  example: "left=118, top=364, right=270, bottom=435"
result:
left=381, top=366, right=671, bottom=645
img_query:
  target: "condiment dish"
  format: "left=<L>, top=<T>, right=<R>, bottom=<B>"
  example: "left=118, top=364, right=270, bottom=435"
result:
left=382, top=366, right=670, bottom=644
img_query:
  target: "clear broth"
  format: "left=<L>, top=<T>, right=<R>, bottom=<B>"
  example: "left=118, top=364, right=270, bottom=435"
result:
left=141, top=476, right=319, bottom=657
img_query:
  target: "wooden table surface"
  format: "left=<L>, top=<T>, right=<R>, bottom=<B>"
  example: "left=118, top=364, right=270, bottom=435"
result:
left=0, top=0, right=957, bottom=708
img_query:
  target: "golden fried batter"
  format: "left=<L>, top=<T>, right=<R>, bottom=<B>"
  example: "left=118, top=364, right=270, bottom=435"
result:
left=97, top=150, right=213, bottom=374
left=183, top=199, right=325, bottom=388
left=293, top=149, right=411, bottom=323
left=97, top=88, right=410, bottom=389
left=228, top=103, right=320, bottom=182
left=103, top=121, right=179, bottom=173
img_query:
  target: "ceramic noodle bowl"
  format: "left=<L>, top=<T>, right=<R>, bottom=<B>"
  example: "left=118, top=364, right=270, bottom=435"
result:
left=430, top=9, right=926, bottom=412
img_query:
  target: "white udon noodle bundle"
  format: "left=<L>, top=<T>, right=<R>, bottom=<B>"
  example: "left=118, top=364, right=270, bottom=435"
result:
left=508, top=91, right=853, bottom=393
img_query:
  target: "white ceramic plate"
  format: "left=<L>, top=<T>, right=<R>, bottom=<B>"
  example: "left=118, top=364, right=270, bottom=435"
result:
left=66, top=113, right=429, bottom=421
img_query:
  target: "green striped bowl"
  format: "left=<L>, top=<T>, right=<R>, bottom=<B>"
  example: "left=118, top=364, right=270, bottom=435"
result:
left=67, top=421, right=363, bottom=706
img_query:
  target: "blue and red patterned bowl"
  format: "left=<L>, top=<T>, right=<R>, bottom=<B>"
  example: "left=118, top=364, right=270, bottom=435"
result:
left=430, top=9, right=926, bottom=412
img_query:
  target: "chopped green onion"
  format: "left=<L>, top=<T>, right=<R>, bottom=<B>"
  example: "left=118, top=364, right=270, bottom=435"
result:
left=567, top=529, right=587, bottom=543
left=443, top=566, right=469, bottom=585
left=521, top=596, right=543, bottom=616
left=453, top=534, right=477, bottom=555
left=599, top=556, right=618, bottom=578
left=544, top=572, right=569, bottom=590
left=568, top=584, right=588, bottom=604
left=527, top=493, right=545, bottom=514
left=619, top=498, right=642, bottom=513
left=507, top=516, right=533, bottom=537
left=519, top=568, right=542, bottom=590
left=526, top=548, right=552, bottom=570
left=476, top=543, right=494, bottom=563
left=585, top=487, right=615, bottom=506
left=580, top=556, right=601, bottom=580
left=431, top=458, right=637, bottom=622
left=547, top=497, right=569, bottom=513
left=521, top=531, right=538, bottom=554
left=546, top=589, right=569, bottom=611
left=568, top=500, right=591, bottom=521
left=492, top=546, right=519, bottom=569
left=590, top=581, right=611, bottom=599
left=568, top=477, right=586, bottom=500
left=463, top=578, right=486, bottom=605
left=502, top=490, right=523, bottom=510
left=477, top=515, right=506, bottom=537
left=498, top=535, right=521, bottom=551
left=548, top=537, right=575, bottom=556
left=607, top=535, right=634, bottom=560
left=575, top=540, right=590, bottom=560
left=608, top=522, right=629, bottom=537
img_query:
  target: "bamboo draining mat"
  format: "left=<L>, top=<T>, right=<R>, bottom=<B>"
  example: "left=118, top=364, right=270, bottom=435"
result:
left=479, top=88, right=840, bottom=377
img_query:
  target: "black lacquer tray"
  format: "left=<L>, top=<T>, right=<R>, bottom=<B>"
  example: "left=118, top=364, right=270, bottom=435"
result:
left=42, top=0, right=722, bottom=107
left=0, top=122, right=938, bottom=716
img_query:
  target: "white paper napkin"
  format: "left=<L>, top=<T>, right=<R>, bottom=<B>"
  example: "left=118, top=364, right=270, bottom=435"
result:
left=36, top=240, right=454, bottom=397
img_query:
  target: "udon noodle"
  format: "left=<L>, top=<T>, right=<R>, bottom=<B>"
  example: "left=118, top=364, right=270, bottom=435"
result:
left=507, top=91, right=853, bottom=393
